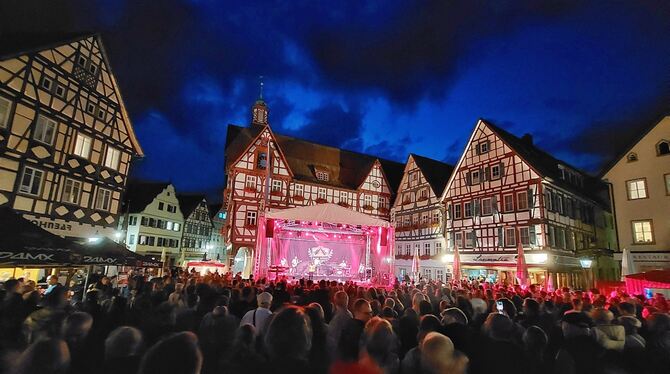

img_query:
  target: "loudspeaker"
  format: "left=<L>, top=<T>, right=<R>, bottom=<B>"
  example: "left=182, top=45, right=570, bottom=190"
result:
left=380, top=227, right=388, bottom=246
left=266, top=219, right=275, bottom=237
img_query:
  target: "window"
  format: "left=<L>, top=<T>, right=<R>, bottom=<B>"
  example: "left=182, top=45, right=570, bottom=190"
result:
left=453, top=203, right=462, bottom=219
left=422, top=214, right=429, bottom=225
left=491, top=164, right=501, bottom=179
left=657, top=141, right=670, bottom=156
left=436, top=242, right=442, bottom=253
left=665, top=174, right=670, bottom=195
left=61, top=178, right=82, bottom=204
left=272, top=180, right=282, bottom=192
left=519, top=227, right=530, bottom=246
left=173, top=223, right=180, bottom=231
left=420, top=189, right=428, bottom=200
left=627, top=153, right=638, bottom=162
left=147, top=236, right=155, bottom=246
left=465, top=231, right=475, bottom=248
left=34, top=115, right=56, bottom=144
left=318, top=188, right=327, bottom=200
left=54, top=84, right=66, bottom=99
left=0, top=97, right=10, bottom=128
left=363, top=194, right=372, bottom=206
left=481, top=198, right=492, bottom=215
left=245, top=211, right=257, bottom=226
left=40, top=76, right=53, bottom=91
left=379, top=197, right=387, bottom=209
left=89, top=64, right=98, bottom=75
left=95, top=188, right=112, bottom=211
left=503, top=194, right=514, bottom=212
left=295, top=184, right=304, bottom=197
left=405, top=244, right=411, bottom=256
left=471, top=170, right=481, bottom=184
left=464, top=202, right=472, bottom=218
left=547, top=226, right=555, bottom=247
left=256, top=152, right=267, bottom=169
left=454, top=232, right=463, bottom=248
left=73, top=133, right=92, bottom=158
left=479, top=141, right=489, bottom=154
left=627, top=179, right=648, bottom=200
left=96, top=107, right=106, bottom=120
left=504, top=228, right=516, bottom=247
left=139, top=235, right=147, bottom=245
left=158, top=202, right=164, bottom=210
left=632, top=220, right=654, bottom=244
left=517, top=191, right=529, bottom=210
left=556, top=227, right=566, bottom=248
left=245, top=175, right=256, bottom=189
left=77, top=55, right=87, bottom=67
left=424, top=243, right=431, bottom=256
left=165, top=221, right=173, bottom=230
left=129, top=216, right=137, bottom=226
left=129, top=235, right=135, bottom=245
left=19, top=167, right=43, bottom=195
left=316, top=170, right=329, bottom=181
left=86, top=102, right=96, bottom=114
left=141, top=216, right=148, bottom=226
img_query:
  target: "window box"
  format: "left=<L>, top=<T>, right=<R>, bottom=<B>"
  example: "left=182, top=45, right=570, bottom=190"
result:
left=243, top=186, right=257, bottom=193
left=243, top=224, right=257, bottom=229
left=362, top=204, right=374, bottom=211
left=378, top=207, right=389, bottom=214
left=403, top=198, right=411, bottom=205
left=337, top=201, right=350, bottom=208
left=315, top=197, right=327, bottom=204
left=270, top=190, right=283, bottom=197
left=417, top=195, right=429, bottom=202
left=293, top=194, right=304, bottom=201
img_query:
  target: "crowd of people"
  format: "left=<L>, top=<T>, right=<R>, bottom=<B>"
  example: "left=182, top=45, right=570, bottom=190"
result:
left=0, top=269, right=669, bottom=374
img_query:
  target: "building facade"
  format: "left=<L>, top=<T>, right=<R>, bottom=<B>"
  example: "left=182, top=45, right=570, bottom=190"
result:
left=442, top=119, right=618, bottom=288
left=392, top=154, right=453, bottom=281
left=603, top=115, right=670, bottom=272
left=209, top=204, right=228, bottom=265
left=178, top=195, right=214, bottom=263
left=223, top=99, right=403, bottom=277
left=0, top=34, right=143, bottom=240
left=119, top=182, right=183, bottom=264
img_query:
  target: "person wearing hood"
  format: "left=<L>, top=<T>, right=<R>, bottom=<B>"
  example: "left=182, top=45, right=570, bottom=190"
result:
left=591, top=308, right=625, bottom=352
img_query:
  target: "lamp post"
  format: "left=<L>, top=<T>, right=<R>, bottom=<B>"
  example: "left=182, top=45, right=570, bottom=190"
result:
left=580, top=257, right=593, bottom=290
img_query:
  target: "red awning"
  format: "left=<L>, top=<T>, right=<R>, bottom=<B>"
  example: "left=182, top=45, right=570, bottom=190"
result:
left=625, top=270, right=670, bottom=294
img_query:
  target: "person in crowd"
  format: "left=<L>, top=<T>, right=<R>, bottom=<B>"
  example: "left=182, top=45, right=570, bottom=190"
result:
left=338, top=298, right=372, bottom=361
left=139, top=331, right=202, bottom=374
left=14, top=338, right=70, bottom=374
left=591, top=307, right=625, bottom=351
left=263, top=305, right=313, bottom=373
left=103, top=326, right=144, bottom=374
left=305, top=302, right=330, bottom=374
left=240, top=291, right=273, bottom=333
left=360, top=317, right=399, bottom=374
left=522, top=325, right=549, bottom=374
left=420, top=332, right=468, bottom=374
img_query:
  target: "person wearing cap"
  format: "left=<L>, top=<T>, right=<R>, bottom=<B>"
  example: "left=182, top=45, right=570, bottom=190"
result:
left=240, top=291, right=273, bottom=334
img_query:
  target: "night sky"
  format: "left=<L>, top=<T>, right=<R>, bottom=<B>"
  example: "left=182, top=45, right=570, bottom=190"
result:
left=2, top=1, right=670, bottom=202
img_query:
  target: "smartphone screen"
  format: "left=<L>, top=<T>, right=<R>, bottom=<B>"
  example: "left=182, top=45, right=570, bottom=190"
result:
left=496, top=301, right=504, bottom=313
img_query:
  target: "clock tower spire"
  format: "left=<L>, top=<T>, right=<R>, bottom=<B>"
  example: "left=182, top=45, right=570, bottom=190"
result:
left=251, top=76, right=268, bottom=126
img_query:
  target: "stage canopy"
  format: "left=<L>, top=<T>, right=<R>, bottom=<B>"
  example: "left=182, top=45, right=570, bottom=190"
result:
left=256, top=204, right=395, bottom=285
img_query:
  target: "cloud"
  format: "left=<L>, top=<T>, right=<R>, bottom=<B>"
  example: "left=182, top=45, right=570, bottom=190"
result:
left=278, top=103, right=364, bottom=150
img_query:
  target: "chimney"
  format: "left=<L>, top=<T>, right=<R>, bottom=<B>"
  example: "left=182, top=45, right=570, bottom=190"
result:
left=521, top=133, right=533, bottom=145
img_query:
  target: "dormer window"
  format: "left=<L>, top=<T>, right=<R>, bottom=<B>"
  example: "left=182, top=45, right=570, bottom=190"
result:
left=657, top=140, right=670, bottom=156
left=316, top=170, right=329, bottom=181
left=627, top=152, right=638, bottom=162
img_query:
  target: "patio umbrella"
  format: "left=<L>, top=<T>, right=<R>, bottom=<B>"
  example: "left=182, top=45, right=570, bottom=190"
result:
left=0, top=208, right=81, bottom=266
left=76, top=237, right=132, bottom=266
left=516, top=230, right=529, bottom=286
left=452, top=241, right=461, bottom=283
left=411, top=246, right=420, bottom=282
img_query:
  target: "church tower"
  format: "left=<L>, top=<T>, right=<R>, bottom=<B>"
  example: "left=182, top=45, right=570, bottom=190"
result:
left=251, top=77, right=268, bottom=125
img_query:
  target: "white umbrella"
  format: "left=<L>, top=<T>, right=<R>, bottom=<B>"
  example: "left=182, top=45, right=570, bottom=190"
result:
left=621, top=247, right=636, bottom=280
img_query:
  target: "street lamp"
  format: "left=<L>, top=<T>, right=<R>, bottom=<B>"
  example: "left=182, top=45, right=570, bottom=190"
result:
left=580, top=257, right=593, bottom=290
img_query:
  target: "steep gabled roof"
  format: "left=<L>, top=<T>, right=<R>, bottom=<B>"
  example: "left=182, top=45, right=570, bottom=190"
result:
left=599, top=113, right=670, bottom=177
left=0, top=32, right=94, bottom=60
left=224, top=124, right=405, bottom=191
left=123, top=181, right=171, bottom=214
left=410, top=154, right=454, bottom=196
left=177, top=194, right=207, bottom=219
left=482, top=119, right=609, bottom=208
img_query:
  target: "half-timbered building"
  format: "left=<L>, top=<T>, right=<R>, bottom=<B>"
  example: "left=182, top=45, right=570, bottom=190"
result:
left=177, top=195, right=214, bottom=262
left=442, top=119, right=618, bottom=289
left=119, top=182, right=183, bottom=264
left=223, top=99, right=403, bottom=276
left=0, top=34, right=143, bottom=240
left=392, top=154, right=453, bottom=281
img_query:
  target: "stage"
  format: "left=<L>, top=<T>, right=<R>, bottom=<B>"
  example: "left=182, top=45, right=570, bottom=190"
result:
left=255, top=203, right=395, bottom=286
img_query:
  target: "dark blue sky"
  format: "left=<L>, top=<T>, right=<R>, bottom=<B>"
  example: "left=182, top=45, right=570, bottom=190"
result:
left=3, top=1, right=670, bottom=202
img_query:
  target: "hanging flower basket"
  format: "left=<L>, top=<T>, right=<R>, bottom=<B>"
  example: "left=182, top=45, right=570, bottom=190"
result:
left=293, top=194, right=304, bottom=201
left=243, top=186, right=257, bottom=193
left=315, top=198, right=327, bottom=204
left=337, top=201, right=350, bottom=208
left=270, top=190, right=283, bottom=197
left=362, top=204, right=374, bottom=211
left=403, top=199, right=411, bottom=205
left=418, top=196, right=429, bottom=202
